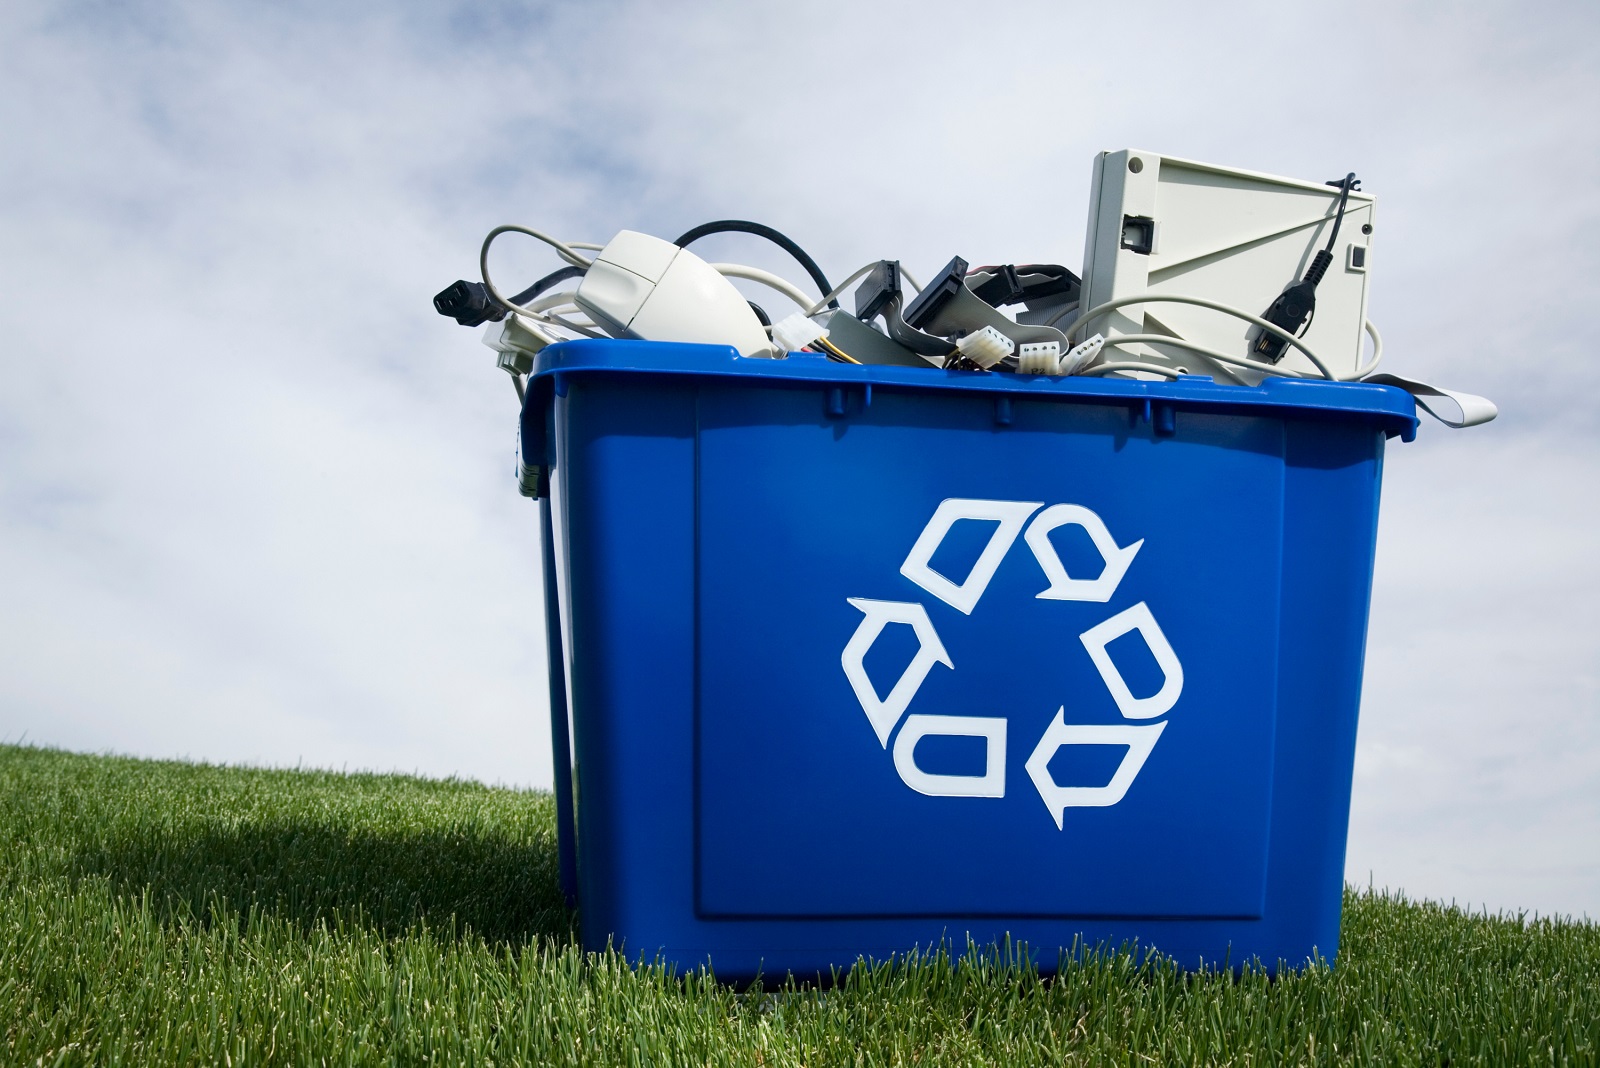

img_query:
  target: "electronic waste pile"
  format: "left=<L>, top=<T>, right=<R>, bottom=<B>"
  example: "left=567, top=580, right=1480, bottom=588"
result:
left=433, top=148, right=1494, bottom=441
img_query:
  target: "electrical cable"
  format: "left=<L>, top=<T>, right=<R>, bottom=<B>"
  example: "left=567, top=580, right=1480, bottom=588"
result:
left=1322, top=174, right=1357, bottom=257
left=1094, top=334, right=1321, bottom=380
left=813, top=336, right=862, bottom=365
left=1081, top=361, right=1184, bottom=380
left=674, top=220, right=839, bottom=309
left=1356, top=318, right=1383, bottom=378
left=520, top=290, right=584, bottom=315
left=802, top=262, right=883, bottom=317
left=507, top=265, right=585, bottom=307
left=1250, top=173, right=1358, bottom=361
left=708, top=263, right=817, bottom=312
left=493, top=289, right=607, bottom=339
left=539, top=313, right=605, bottom=338
left=1064, top=292, right=1337, bottom=379
left=479, top=225, right=595, bottom=315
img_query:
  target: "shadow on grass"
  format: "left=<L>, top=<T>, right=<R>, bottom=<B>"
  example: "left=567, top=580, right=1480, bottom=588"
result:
left=74, top=820, right=575, bottom=948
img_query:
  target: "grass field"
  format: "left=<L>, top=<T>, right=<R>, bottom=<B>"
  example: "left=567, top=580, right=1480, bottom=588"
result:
left=2, top=745, right=1595, bottom=1066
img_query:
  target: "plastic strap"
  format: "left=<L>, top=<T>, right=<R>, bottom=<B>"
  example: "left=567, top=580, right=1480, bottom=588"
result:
left=1363, top=373, right=1498, bottom=428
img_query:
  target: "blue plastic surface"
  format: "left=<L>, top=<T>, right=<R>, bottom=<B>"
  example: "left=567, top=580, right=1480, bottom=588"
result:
left=524, top=339, right=1415, bottom=980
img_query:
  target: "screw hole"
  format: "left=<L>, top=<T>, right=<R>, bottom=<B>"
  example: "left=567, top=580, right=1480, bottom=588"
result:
left=1361, top=223, right=1373, bottom=235
left=1128, top=157, right=1144, bottom=173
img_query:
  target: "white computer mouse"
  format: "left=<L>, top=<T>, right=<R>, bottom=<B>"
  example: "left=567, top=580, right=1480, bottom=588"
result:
left=576, top=230, right=774, bottom=358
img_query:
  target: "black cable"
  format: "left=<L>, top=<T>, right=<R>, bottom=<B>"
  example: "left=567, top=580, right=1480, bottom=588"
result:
left=508, top=264, right=586, bottom=307
left=1252, top=171, right=1359, bottom=361
left=673, top=219, right=839, bottom=309
left=434, top=264, right=586, bottom=327
left=1321, top=173, right=1358, bottom=257
left=442, top=219, right=836, bottom=327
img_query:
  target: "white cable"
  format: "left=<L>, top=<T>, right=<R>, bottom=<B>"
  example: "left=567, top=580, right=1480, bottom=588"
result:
left=1093, top=334, right=1318, bottom=380
left=518, top=290, right=582, bottom=314
left=1064, top=292, right=1336, bottom=380
left=709, top=263, right=817, bottom=313
left=1080, top=361, right=1184, bottom=380
left=498, top=293, right=606, bottom=340
left=1354, top=319, right=1383, bottom=379
left=480, top=225, right=595, bottom=316
left=495, top=290, right=605, bottom=338
left=539, top=312, right=605, bottom=338
left=900, top=266, right=923, bottom=294
left=802, top=262, right=882, bottom=317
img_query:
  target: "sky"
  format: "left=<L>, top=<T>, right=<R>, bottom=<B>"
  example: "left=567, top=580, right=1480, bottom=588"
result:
left=1, top=0, right=1596, bottom=919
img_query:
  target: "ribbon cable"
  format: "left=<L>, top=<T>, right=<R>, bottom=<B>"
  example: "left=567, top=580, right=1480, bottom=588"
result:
left=1364, top=373, right=1498, bottom=428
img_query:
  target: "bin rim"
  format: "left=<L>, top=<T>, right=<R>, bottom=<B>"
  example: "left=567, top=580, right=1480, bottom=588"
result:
left=529, top=338, right=1419, bottom=439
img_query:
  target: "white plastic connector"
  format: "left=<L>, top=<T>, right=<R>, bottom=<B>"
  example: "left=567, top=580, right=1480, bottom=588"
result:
left=770, top=313, right=828, bottom=354
left=1017, top=340, right=1063, bottom=375
left=1059, top=333, right=1106, bottom=375
left=482, top=314, right=558, bottom=376
left=955, top=325, right=1015, bottom=369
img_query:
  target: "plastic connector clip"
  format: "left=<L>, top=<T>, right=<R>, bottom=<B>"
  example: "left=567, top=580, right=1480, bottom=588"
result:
left=971, top=266, right=1025, bottom=308
left=1059, top=333, right=1105, bottom=375
left=770, top=313, right=829, bottom=354
left=902, top=256, right=969, bottom=331
left=954, top=325, right=1014, bottom=369
left=854, top=260, right=902, bottom=322
left=483, top=314, right=557, bottom=376
left=1017, top=340, right=1063, bottom=375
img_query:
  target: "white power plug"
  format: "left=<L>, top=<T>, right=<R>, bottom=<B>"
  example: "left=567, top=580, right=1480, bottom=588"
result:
left=482, top=313, right=558, bottom=376
left=576, top=231, right=775, bottom=358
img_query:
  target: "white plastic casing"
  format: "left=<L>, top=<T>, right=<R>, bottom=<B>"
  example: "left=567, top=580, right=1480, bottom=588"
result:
left=576, top=231, right=774, bottom=357
left=1079, top=150, right=1375, bottom=381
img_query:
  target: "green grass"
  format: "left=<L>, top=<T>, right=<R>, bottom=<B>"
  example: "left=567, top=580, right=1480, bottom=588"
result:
left=2, top=745, right=1595, bottom=1066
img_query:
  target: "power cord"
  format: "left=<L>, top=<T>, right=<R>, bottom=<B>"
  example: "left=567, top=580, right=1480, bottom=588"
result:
left=1062, top=292, right=1340, bottom=378
left=674, top=220, right=839, bottom=310
left=1253, top=173, right=1358, bottom=362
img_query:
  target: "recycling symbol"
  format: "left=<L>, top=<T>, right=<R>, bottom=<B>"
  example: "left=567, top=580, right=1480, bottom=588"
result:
left=840, top=499, right=1184, bottom=828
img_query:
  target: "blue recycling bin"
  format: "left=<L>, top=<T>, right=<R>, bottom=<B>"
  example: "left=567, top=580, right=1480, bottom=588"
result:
left=522, top=339, right=1417, bottom=980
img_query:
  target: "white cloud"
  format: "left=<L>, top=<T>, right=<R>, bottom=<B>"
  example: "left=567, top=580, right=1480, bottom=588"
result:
left=1, top=0, right=1596, bottom=913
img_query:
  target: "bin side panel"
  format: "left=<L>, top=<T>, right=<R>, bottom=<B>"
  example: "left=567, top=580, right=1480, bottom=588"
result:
left=1259, top=421, right=1386, bottom=964
left=695, top=385, right=1284, bottom=920
left=558, top=379, right=701, bottom=955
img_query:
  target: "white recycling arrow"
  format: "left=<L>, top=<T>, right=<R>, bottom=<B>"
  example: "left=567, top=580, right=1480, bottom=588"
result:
left=841, top=598, right=954, bottom=747
left=892, top=714, right=1008, bottom=798
left=899, top=498, right=1043, bottom=614
left=1078, top=601, right=1184, bottom=720
left=1024, top=709, right=1168, bottom=828
left=1023, top=504, right=1143, bottom=603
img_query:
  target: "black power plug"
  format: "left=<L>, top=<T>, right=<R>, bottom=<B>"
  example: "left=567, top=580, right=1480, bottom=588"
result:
left=434, top=280, right=506, bottom=327
left=1253, top=174, right=1357, bottom=363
